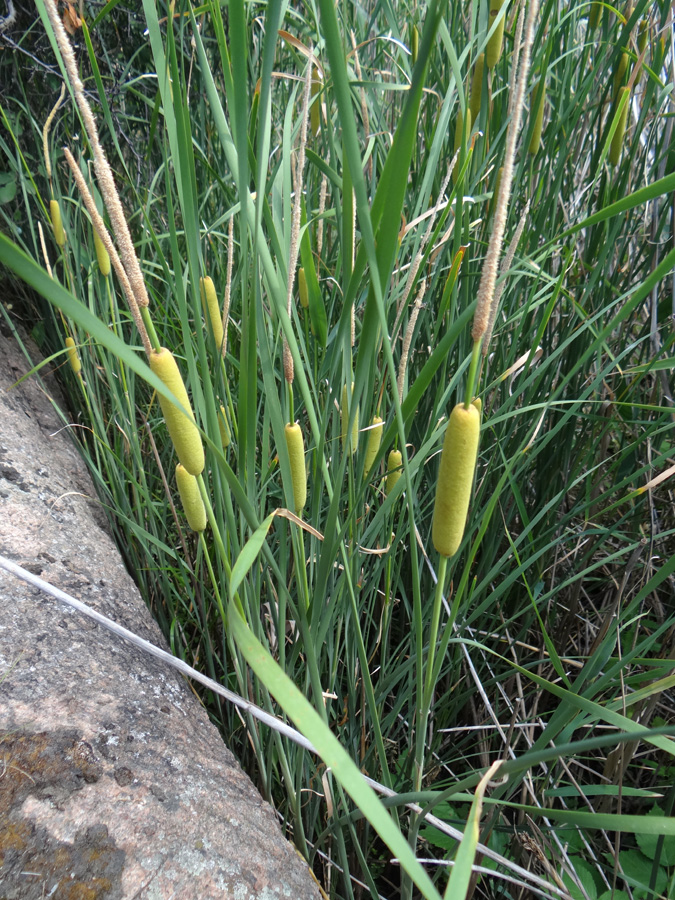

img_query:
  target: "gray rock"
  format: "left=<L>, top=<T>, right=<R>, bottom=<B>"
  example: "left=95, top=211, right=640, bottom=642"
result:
left=0, top=328, right=321, bottom=900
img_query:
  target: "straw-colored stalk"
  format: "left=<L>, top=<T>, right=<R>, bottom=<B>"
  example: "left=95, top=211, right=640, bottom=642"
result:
left=472, top=0, right=539, bottom=345
left=63, top=147, right=151, bottom=356
left=397, top=280, right=425, bottom=403
left=482, top=200, right=530, bottom=356
left=42, top=84, right=66, bottom=181
left=42, top=0, right=150, bottom=312
left=283, top=64, right=313, bottom=387
left=222, top=215, right=234, bottom=359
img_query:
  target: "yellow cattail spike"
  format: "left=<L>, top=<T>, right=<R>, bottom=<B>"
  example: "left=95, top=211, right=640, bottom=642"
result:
left=364, top=416, right=383, bottom=478
left=150, top=347, right=205, bottom=476
left=218, top=405, right=231, bottom=449
left=385, top=450, right=403, bottom=496
left=528, top=77, right=546, bottom=155
left=298, top=267, right=309, bottom=308
left=609, top=88, right=630, bottom=166
left=612, top=51, right=629, bottom=103
left=65, top=336, right=81, bottom=375
left=589, top=1, right=602, bottom=29
left=486, top=0, right=506, bottom=69
left=470, top=53, right=485, bottom=125
left=285, top=422, right=307, bottom=513
left=311, top=66, right=322, bottom=136
left=636, top=18, right=648, bottom=84
left=452, top=107, right=472, bottom=185
left=341, top=382, right=359, bottom=454
left=411, top=24, right=419, bottom=67
left=93, top=228, right=110, bottom=277
left=200, top=276, right=224, bottom=350
left=471, top=397, right=482, bottom=416
left=432, top=403, right=481, bottom=558
left=50, top=199, right=65, bottom=247
left=175, top=464, right=207, bottom=532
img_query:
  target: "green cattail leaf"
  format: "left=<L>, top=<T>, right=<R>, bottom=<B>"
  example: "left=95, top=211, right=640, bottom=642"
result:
left=432, top=403, right=480, bottom=557
left=50, top=199, right=65, bottom=248
left=65, top=336, right=81, bottom=375
left=609, top=87, right=630, bottom=166
left=200, top=276, right=224, bottom=350
left=93, top=228, right=110, bottom=276
left=229, top=513, right=276, bottom=602
left=150, top=347, right=205, bottom=476
left=284, top=422, right=307, bottom=514
left=175, top=464, right=207, bottom=532
left=385, top=449, right=403, bottom=496
left=364, top=416, right=384, bottom=478
left=486, top=0, right=506, bottom=69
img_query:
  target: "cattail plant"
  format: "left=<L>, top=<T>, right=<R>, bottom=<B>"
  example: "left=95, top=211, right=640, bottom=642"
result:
left=385, top=450, right=403, bottom=496
left=200, top=275, right=224, bottom=350
left=50, top=200, right=65, bottom=247
left=341, top=382, right=359, bottom=454
left=298, top=267, right=309, bottom=309
left=310, top=64, right=322, bottom=136
left=65, top=336, right=81, bottom=375
left=431, top=403, right=481, bottom=557
left=218, top=405, right=231, bottom=449
left=528, top=74, right=546, bottom=154
left=609, top=87, right=630, bottom=166
left=486, top=0, right=506, bottom=69
left=175, top=464, right=207, bottom=532
left=469, top=53, right=486, bottom=125
left=150, top=348, right=204, bottom=476
left=452, top=107, right=472, bottom=185
left=363, top=416, right=383, bottom=478
left=613, top=51, right=629, bottom=102
left=284, top=422, right=307, bottom=514
left=589, top=1, right=603, bottom=29
left=93, top=228, right=110, bottom=276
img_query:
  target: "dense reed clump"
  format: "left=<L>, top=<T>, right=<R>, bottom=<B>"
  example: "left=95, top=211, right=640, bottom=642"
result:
left=2, top=0, right=674, bottom=897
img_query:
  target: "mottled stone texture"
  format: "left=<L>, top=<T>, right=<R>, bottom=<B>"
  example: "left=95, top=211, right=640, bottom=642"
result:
left=0, top=329, right=320, bottom=900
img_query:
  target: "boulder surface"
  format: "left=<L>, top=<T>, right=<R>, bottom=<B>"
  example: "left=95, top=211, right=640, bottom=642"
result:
left=0, top=327, right=320, bottom=900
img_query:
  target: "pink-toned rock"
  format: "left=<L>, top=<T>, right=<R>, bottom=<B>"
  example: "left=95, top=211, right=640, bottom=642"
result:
left=0, top=327, right=321, bottom=900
